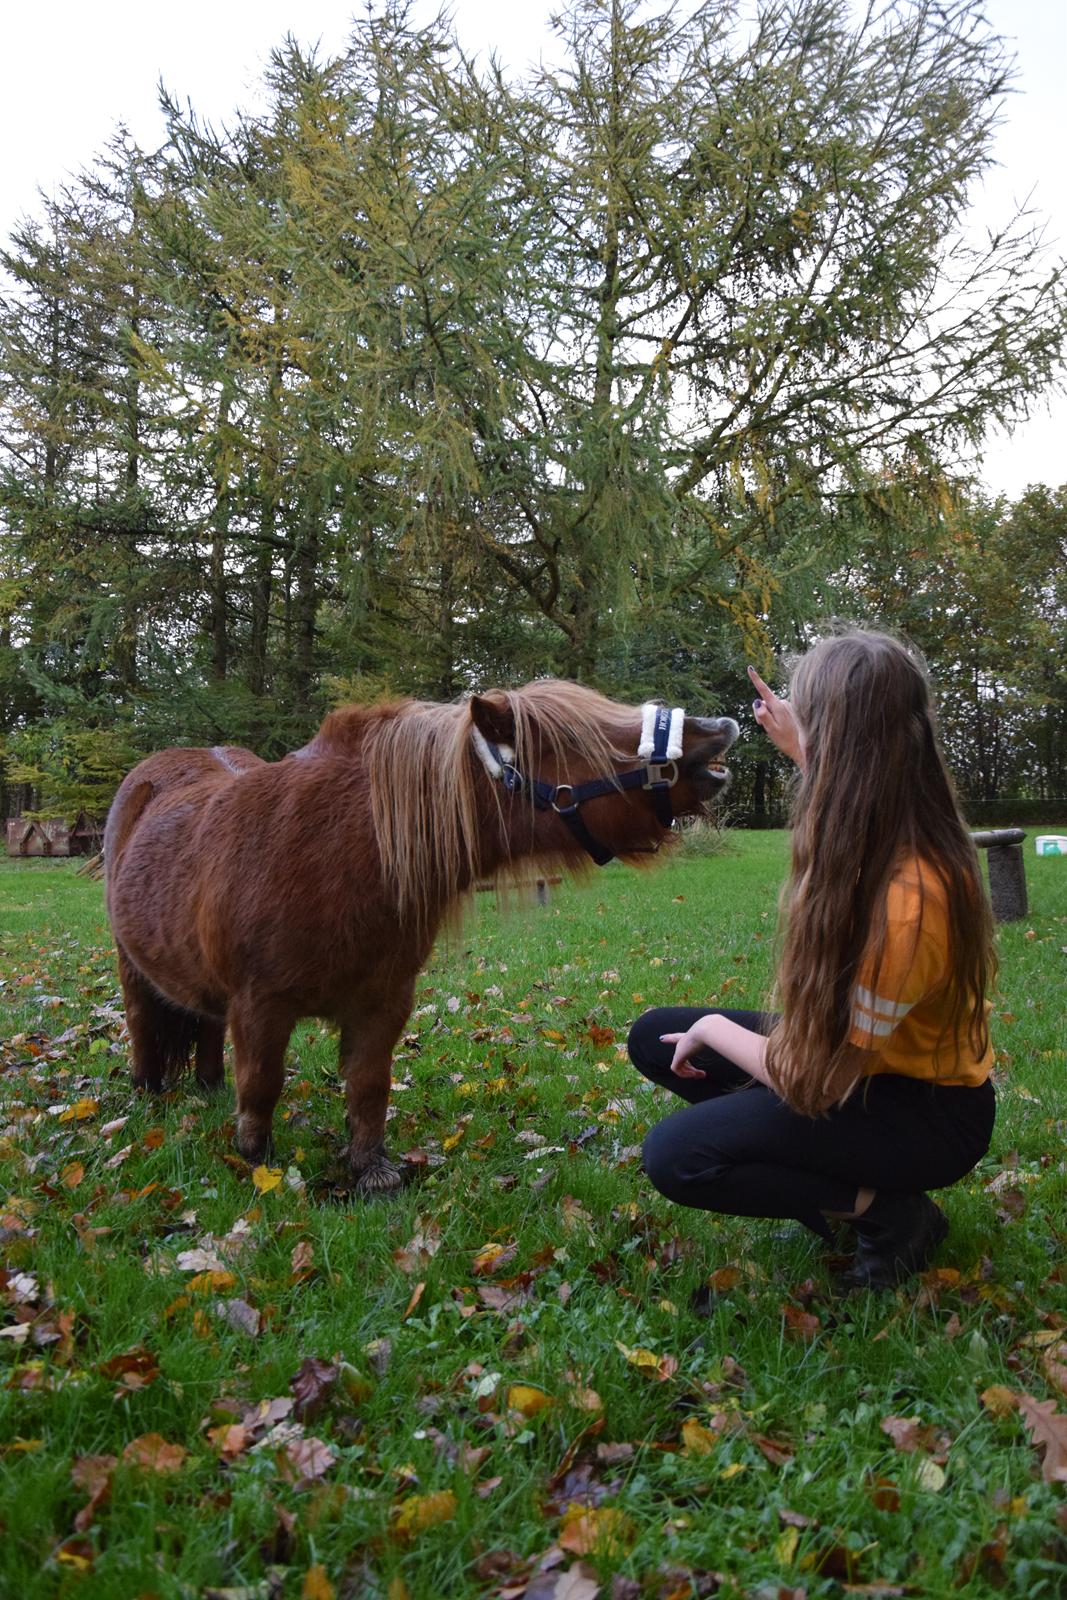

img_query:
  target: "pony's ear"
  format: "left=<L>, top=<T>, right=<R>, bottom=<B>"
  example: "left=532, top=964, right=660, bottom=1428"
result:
left=469, top=692, right=516, bottom=747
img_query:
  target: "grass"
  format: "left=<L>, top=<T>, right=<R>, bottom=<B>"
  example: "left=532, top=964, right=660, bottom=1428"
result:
left=1, top=831, right=1066, bottom=1599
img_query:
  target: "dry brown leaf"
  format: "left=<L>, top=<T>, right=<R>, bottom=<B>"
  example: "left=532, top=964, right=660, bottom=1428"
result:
left=880, top=1415, right=935, bottom=1453
left=279, top=1436, right=335, bottom=1484
left=122, top=1433, right=187, bottom=1473
left=1016, top=1392, right=1067, bottom=1483
left=290, top=1358, right=338, bottom=1422
left=980, top=1385, right=1017, bottom=1419
left=71, top=1453, right=116, bottom=1532
left=301, top=1564, right=335, bottom=1600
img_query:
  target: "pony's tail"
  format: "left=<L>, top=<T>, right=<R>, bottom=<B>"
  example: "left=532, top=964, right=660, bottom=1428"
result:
left=103, top=778, right=154, bottom=882
left=153, top=1005, right=202, bottom=1086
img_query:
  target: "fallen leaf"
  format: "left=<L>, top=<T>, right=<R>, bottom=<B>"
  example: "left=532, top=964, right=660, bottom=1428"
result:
left=57, top=1098, right=98, bottom=1124
left=782, top=1302, right=821, bottom=1340
left=681, top=1418, right=719, bottom=1456
left=473, top=1241, right=517, bottom=1275
left=291, top=1358, right=339, bottom=1422
left=122, top=1433, right=187, bottom=1473
left=1016, top=1392, right=1067, bottom=1483
left=615, top=1342, right=678, bottom=1382
left=559, top=1506, right=636, bottom=1558
left=915, top=1457, right=946, bottom=1492
left=508, top=1384, right=554, bottom=1418
left=880, top=1415, right=935, bottom=1453
left=290, top=1240, right=314, bottom=1275
left=279, top=1436, right=335, bottom=1484
left=524, top=1563, right=601, bottom=1600
left=252, top=1165, right=283, bottom=1194
left=980, top=1385, right=1017, bottom=1419
left=71, top=1453, right=116, bottom=1532
left=391, top=1489, right=458, bottom=1538
left=301, top=1564, right=335, bottom=1600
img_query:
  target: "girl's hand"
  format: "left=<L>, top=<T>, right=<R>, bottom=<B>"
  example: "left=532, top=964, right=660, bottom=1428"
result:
left=747, top=665, right=805, bottom=769
left=660, top=1016, right=719, bottom=1078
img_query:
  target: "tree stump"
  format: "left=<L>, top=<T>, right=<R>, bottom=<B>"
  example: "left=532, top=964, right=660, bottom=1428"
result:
left=971, top=829, right=1028, bottom=923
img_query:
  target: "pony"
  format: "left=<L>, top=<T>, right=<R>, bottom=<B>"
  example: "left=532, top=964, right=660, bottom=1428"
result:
left=104, top=680, right=739, bottom=1191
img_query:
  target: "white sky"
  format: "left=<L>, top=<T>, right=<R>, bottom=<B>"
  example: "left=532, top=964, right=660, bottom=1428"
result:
left=1, top=0, right=1063, bottom=498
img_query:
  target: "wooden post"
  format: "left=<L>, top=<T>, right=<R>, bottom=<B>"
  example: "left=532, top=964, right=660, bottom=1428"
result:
left=971, top=829, right=1028, bottom=922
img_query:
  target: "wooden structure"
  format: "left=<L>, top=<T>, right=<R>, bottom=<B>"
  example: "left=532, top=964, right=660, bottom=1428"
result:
left=5, top=812, right=103, bottom=859
left=972, top=828, right=1028, bottom=922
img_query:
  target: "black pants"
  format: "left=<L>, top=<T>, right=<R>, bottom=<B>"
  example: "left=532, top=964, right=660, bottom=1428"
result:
left=628, top=1008, right=996, bottom=1239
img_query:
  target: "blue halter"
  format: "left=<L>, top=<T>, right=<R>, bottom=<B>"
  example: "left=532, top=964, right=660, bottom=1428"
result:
left=479, top=706, right=681, bottom=867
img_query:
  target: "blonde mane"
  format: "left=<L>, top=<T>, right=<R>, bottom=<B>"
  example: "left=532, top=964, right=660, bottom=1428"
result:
left=363, top=680, right=641, bottom=930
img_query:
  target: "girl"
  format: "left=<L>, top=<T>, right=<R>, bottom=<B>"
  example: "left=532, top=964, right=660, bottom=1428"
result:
left=628, top=630, right=997, bottom=1288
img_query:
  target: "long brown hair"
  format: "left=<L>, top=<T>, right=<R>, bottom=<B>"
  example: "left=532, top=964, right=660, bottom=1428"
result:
left=765, top=630, right=996, bottom=1115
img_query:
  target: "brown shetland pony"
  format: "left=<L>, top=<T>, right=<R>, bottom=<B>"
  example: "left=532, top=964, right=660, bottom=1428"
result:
left=104, top=681, right=738, bottom=1191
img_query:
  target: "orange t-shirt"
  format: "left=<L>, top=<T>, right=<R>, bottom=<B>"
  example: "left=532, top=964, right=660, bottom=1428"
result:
left=848, top=856, right=992, bottom=1086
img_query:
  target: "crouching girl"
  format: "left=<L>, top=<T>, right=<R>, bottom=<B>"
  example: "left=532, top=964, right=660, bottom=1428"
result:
left=628, top=631, right=996, bottom=1288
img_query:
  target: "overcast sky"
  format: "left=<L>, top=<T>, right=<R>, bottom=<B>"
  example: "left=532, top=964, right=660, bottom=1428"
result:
left=2, top=0, right=1063, bottom=498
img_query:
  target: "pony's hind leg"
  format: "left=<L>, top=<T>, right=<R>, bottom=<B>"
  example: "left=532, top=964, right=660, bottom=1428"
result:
left=340, top=979, right=415, bottom=1195
left=117, top=945, right=198, bottom=1091
left=228, top=993, right=295, bottom=1164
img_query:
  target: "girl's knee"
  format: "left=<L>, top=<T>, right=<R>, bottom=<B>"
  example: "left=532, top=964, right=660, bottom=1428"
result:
left=642, top=1121, right=729, bottom=1207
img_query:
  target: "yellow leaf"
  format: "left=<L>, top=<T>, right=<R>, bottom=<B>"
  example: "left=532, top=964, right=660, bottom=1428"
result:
left=387, top=1581, right=412, bottom=1600
left=719, top=1462, right=747, bottom=1480
left=252, top=1165, right=284, bottom=1194
left=616, top=1342, right=659, bottom=1372
left=472, top=1242, right=508, bottom=1273
left=559, top=1505, right=636, bottom=1557
left=302, top=1565, right=335, bottom=1600
left=775, top=1526, right=800, bottom=1566
left=507, top=1384, right=554, bottom=1418
left=980, top=1385, right=1018, bottom=1418
left=681, top=1418, right=718, bottom=1457
left=187, top=1270, right=237, bottom=1295
left=915, top=1458, right=946, bottom=1493
left=59, top=1098, right=98, bottom=1124
left=391, top=1489, right=458, bottom=1538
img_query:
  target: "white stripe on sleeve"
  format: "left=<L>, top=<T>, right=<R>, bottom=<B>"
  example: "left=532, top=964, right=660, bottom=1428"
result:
left=855, top=985, right=914, bottom=1020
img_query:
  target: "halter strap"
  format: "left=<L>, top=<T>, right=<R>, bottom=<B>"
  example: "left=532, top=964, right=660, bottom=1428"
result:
left=473, top=702, right=682, bottom=867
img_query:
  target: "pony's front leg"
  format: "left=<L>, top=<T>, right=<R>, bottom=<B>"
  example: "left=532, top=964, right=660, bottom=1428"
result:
left=340, top=984, right=414, bottom=1195
left=228, top=993, right=296, bottom=1165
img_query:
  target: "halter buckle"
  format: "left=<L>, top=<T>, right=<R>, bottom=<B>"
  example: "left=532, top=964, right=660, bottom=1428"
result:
left=642, top=760, right=678, bottom=789
left=551, top=784, right=577, bottom=814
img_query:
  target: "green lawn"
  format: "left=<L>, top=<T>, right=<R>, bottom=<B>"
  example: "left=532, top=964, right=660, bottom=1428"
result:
left=1, top=833, right=1066, bottom=1599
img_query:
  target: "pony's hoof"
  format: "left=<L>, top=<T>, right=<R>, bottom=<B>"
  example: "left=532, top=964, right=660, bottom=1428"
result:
left=352, top=1155, right=404, bottom=1196
left=234, top=1117, right=273, bottom=1166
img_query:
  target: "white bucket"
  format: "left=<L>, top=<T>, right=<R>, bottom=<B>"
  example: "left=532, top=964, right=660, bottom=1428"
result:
left=1035, top=835, right=1067, bottom=857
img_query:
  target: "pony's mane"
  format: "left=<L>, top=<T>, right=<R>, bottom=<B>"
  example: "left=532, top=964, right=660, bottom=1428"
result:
left=355, top=680, right=641, bottom=929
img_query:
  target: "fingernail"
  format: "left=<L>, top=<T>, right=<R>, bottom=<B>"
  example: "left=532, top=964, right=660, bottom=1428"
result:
left=753, top=697, right=763, bottom=710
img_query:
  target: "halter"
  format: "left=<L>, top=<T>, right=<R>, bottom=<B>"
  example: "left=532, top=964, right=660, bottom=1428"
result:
left=471, top=703, right=685, bottom=867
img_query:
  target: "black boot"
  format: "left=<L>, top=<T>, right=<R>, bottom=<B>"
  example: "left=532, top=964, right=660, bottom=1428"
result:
left=837, top=1193, right=949, bottom=1291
